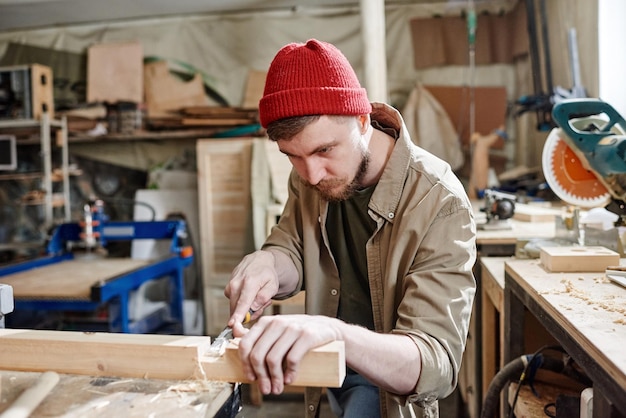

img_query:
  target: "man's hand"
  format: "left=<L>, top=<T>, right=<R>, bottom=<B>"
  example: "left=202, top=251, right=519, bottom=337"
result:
left=224, top=250, right=278, bottom=330
left=238, top=314, right=342, bottom=395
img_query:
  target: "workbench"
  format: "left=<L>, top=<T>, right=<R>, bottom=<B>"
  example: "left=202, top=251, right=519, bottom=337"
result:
left=0, top=219, right=193, bottom=333
left=480, top=256, right=562, bottom=417
left=461, top=202, right=557, bottom=418
left=504, top=258, right=626, bottom=418
left=0, top=370, right=239, bottom=417
left=479, top=256, right=509, bottom=402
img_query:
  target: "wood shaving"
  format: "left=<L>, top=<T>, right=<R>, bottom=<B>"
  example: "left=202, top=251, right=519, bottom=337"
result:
left=166, top=381, right=213, bottom=393
left=558, top=279, right=626, bottom=323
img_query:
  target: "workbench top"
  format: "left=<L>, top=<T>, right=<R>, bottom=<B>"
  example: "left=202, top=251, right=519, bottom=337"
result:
left=472, top=200, right=557, bottom=246
left=0, top=371, right=235, bottom=417
left=0, top=257, right=152, bottom=300
left=504, top=258, right=626, bottom=415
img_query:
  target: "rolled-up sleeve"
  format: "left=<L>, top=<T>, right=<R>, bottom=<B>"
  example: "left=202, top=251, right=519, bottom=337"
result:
left=391, top=189, right=476, bottom=403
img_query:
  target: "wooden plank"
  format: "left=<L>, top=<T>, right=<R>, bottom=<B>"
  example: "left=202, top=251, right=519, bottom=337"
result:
left=539, top=246, right=620, bottom=272
left=87, top=41, right=143, bottom=104
left=508, top=381, right=580, bottom=418
left=513, top=203, right=561, bottom=222
left=181, top=106, right=257, bottom=118
left=144, top=61, right=208, bottom=118
left=30, top=64, right=54, bottom=120
left=480, top=257, right=508, bottom=399
left=181, top=117, right=252, bottom=126
left=201, top=340, right=345, bottom=388
left=0, top=329, right=210, bottom=380
left=424, top=85, right=507, bottom=145
left=242, top=70, right=266, bottom=109
left=481, top=257, right=508, bottom=309
left=0, top=329, right=345, bottom=389
left=0, top=258, right=151, bottom=300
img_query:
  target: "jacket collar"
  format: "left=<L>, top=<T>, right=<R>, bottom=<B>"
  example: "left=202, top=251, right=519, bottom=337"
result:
left=368, top=103, right=415, bottom=224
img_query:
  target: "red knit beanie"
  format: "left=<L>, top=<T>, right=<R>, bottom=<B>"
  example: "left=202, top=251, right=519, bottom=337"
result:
left=259, top=39, right=372, bottom=128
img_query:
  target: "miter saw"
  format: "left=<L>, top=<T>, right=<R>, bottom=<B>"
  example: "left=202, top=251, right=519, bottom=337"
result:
left=542, top=99, right=626, bottom=253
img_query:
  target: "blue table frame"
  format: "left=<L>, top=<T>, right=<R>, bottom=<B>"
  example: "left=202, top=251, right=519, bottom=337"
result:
left=0, top=220, right=193, bottom=333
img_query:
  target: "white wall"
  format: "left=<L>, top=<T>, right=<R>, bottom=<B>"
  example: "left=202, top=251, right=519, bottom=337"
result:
left=599, top=0, right=626, bottom=117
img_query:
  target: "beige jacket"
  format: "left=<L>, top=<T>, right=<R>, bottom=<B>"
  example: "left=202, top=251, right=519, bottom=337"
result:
left=262, top=103, right=477, bottom=418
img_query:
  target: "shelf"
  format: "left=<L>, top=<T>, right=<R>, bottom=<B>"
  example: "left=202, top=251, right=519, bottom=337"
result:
left=0, top=114, right=70, bottom=226
left=0, top=172, right=43, bottom=181
left=0, top=118, right=64, bottom=129
left=18, top=192, right=65, bottom=207
left=66, top=128, right=225, bottom=144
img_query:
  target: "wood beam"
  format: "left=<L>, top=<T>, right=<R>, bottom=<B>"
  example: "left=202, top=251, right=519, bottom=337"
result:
left=201, top=340, right=346, bottom=388
left=0, top=329, right=210, bottom=380
left=0, top=329, right=345, bottom=388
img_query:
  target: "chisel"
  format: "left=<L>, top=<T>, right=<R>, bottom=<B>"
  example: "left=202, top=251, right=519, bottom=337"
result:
left=207, top=309, right=254, bottom=356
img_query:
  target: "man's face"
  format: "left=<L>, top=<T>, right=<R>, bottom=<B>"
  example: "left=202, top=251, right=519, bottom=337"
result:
left=277, top=115, right=370, bottom=202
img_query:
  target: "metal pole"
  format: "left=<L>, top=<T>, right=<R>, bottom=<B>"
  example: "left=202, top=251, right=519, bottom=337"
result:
left=40, top=113, right=53, bottom=226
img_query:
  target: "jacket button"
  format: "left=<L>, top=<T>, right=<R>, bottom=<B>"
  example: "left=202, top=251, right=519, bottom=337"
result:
left=308, top=404, right=316, bottom=411
left=330, top=289, right=338, bottom=296
left=388, top=212, right=395, bottom=219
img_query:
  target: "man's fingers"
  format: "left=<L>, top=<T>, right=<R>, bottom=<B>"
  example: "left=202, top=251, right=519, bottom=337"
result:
left=238, top=316, right=321, bottom=395
left=264, top=325, right=301, bottom=394
left=238, top=319, right=273, bottom=393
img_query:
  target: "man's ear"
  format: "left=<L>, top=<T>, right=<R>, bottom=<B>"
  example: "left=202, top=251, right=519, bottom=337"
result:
left=358, top=114, right=370, bottom=135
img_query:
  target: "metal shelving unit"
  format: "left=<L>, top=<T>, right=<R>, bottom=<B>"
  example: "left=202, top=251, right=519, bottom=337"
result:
left=0, top=113, right=70, bottom=227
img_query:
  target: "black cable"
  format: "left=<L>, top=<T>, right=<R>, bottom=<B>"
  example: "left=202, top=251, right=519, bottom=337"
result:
left=133, top=200, right=157, bottom=221
left=508, top=345, right=566, bottom=418
left=543, top=402, right=556, bottom=417
left=93, top=196, right=157, bottom=221
left=481, top=345, right=567, bottom=418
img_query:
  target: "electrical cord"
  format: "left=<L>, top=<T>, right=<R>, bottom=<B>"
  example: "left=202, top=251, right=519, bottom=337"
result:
left=104, top=197, right=156, bottom=221
left=481, top=344, right=591, bottom=418
left=508, top=345, right=566, bottom=418
left=543, top=402, right=556, bottom=417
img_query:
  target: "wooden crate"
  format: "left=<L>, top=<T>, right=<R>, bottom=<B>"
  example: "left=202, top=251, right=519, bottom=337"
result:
left=0, top=64, right=54, bottom=120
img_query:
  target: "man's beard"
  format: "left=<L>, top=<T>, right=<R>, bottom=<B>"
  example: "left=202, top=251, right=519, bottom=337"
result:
left=307, top=152, right=370, bottom=202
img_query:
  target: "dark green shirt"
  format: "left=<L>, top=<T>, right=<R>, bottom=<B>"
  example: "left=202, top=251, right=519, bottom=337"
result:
left=326, top=185, right=377, bottom=330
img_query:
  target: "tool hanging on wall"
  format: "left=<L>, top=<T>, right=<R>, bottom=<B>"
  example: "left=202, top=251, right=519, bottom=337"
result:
left=515, top=0, right=587, bottom=131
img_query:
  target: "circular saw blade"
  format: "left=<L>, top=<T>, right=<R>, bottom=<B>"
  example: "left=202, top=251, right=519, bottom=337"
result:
left=542, top=128, right=611, bottom=208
